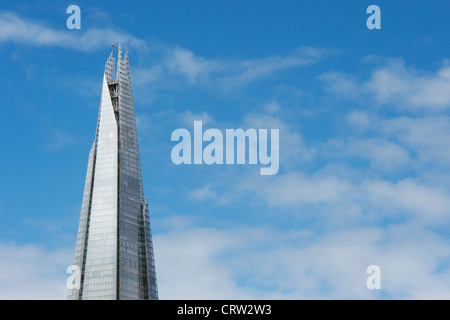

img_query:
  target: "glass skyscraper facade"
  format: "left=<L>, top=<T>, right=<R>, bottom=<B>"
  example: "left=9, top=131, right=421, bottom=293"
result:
left=68, top=46, right=158, bottom=300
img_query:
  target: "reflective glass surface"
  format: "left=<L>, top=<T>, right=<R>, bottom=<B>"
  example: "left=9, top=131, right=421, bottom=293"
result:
left=68, top=48, right=158, bottom=300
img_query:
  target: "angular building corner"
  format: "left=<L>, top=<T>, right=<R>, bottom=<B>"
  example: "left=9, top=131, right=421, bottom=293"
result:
left=68, top=45, right=158, bottom=300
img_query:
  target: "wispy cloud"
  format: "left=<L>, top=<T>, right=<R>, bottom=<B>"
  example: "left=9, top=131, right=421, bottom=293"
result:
left=366, top=178, right=450, bottom=223
left=324, top=137, right=411, bottom=173
left=188, top=184, right=219, bottom=202
left=4, top=8, right=450, bottom=300
left=154, top=218, right=450, bottom=299
left=254, top=172, right=350, bottom=206
left=0, top=11, right=146, bottom=51
left=319, top=71, right=360, bottom=99
left=0, top=11, right=329, bottom=92
left=2, top=216, right=449, bottom=300
left=43, top=130, right=76, bottom=151
left=134, top=46, right=330, bottom=92
left=320, top=58, right=450, bottom=110
left=229, top=47, right=327, bottom=86
left=380, top=115, right=450, bottom=167
left=179, top=101, right=450, bottom=230
left=166, top=48, right=223, bottom=84
left=178, top=110, right=215, bottom=127
left=339, top=112, right=450, bottom=170
left=0, top=243, right=71, bottom=299
left=163, top=46, right=330, bottom=88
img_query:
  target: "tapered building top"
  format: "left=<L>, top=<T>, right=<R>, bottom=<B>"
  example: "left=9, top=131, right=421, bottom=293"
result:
left=68, top=46, right=158, bottom=300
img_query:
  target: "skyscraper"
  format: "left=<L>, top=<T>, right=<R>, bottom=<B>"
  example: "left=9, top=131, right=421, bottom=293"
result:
left=68, top=46, right=158, bottom=300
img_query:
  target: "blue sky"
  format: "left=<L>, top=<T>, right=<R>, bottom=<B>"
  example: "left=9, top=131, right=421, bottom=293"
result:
left=1, top=0, right=450, bottom=299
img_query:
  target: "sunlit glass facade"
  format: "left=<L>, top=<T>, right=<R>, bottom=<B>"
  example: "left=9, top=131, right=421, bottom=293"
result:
left=68, top=46, right=158, bottom=300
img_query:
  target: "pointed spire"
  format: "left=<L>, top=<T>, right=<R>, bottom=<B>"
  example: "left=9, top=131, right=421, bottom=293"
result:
left=124, top=49, right=129, bottom=64
left=105, top=51, right=115, bottom=82
left=123, top=50, right=130, bottom=79
left=118, top=43, right=123, bottom=60
left=116, top=43, right=123, bottom=80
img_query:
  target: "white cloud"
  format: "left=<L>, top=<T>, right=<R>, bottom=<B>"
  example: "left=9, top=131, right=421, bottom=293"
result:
left=0, top=11, right=329, bottom=91
left=132, top=65, right=162, bottom=86
left=154, top=226, right=253, bottom=299
left=365, top=179, right=450, bottom=223
left=324, top=137, right=411, bottom=173
left=166, top=48, right=222, bottom=84
left=366, top=59, right=450, bottom=109
left=177, top=103, right=450, bottom=232
left=253, top=172, right=350, bottom=206
left=362, top=141, right=410, bottom=172
left=153, top=218, right=450, bottom=299
left=163, top=46, right=329, bottom=87
left=346, top=111, right=371, bottom=129
left=178, top=110, right=215, bottom=127
left=0, top=243, right=71, bottom=300
left=188, top=160, right=450, bottom=228
left=325, top=112, right=450, bottom=174
left=241, top=104, right=315, bottom=167
left=330, top=112, right=450, bottom=173
left=319, top=71, right=360, bottom=99
left=0, top=12, right=71, bottom=46
left=320, top=58, right=450, bottom=110
left=380, top=115, right=450, bottom=168
left=228, top=47, right=327, bottom=86
left=252, top=170, right=450, bottom=225
left=4, top=9, right=450, bottom=300
left=2, top=218, right=449, bottom=300
left=263, top=102, right=282, bottom=115
left=188, top=184, right=219, bottom=202
left=0, top=11, right=146, bottom=51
